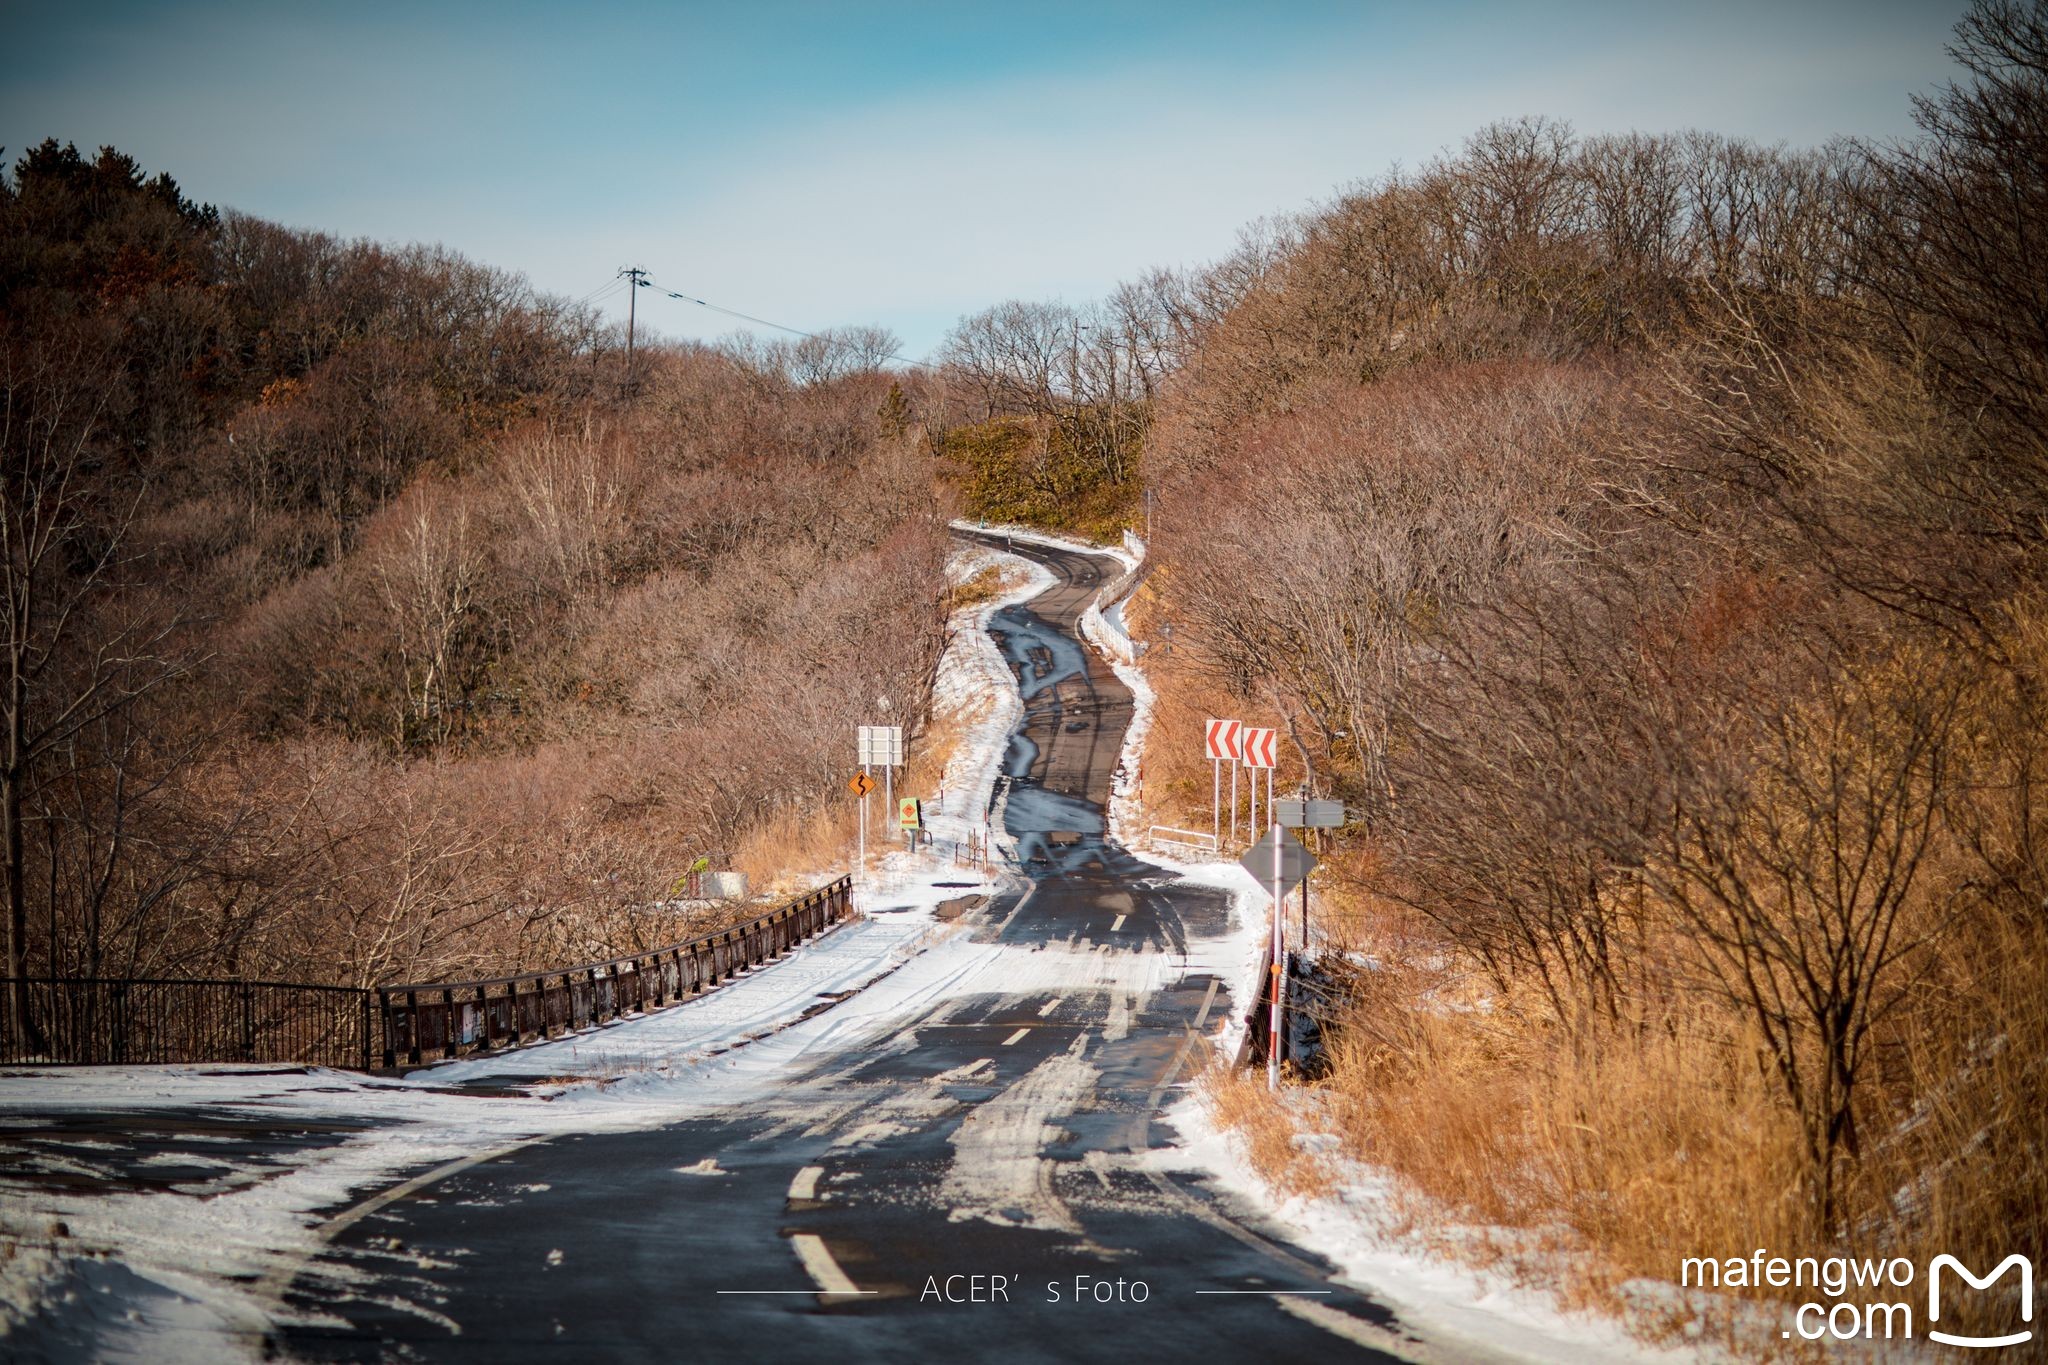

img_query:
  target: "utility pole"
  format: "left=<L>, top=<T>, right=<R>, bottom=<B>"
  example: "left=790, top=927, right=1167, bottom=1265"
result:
left=620, top=266, right=648, bottom=397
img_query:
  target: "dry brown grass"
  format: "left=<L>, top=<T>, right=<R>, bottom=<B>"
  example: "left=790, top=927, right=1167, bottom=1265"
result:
left=1202, top=1062, right=1338, bottom=1201
left=732, top=801, right=862, bottom=896
left=1204, top=866, right=2048, bottom=1359
left=948, top=561, right=1028, bottom=613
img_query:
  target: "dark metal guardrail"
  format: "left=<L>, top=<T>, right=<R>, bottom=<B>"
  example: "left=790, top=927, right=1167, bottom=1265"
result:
left=376, top=875, right=854, bottom=1068
left=0, top=977, right=375, bottom=1069
left=0, top=875, right=854, bottom=1071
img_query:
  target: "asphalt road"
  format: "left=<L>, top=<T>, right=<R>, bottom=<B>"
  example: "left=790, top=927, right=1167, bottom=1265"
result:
left=233, top=538, right=1446, bottom=1360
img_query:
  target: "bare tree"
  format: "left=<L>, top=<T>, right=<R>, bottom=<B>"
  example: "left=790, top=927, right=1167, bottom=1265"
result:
left=1, top=316, right=189, bottom=1038
left=368, top=488, right=486, bottom=748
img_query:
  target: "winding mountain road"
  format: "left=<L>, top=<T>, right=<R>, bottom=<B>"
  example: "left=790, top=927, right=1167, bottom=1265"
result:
left=18, top=535, right=1461, bottom=1363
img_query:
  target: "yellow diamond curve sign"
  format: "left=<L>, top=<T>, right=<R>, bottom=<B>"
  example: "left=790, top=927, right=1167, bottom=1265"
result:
left=848, top=771, right=876, bottom=798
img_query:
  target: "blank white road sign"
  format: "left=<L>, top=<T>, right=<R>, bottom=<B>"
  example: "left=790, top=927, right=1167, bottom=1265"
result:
left=857, top=725, right=904, bottom=766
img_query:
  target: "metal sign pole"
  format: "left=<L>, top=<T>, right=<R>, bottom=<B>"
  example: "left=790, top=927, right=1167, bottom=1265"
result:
left=860, top=762, right=868, bottom=874
left=1229, top=759, right=1239, bottom=846
left=1301, top=858, right=1311, bottom=946
left=1250, top=750, right=1259, bottom=839
left=1211, top=758, right=1220, bottom=848
left=1268, top=816, right=1285, bottom=1092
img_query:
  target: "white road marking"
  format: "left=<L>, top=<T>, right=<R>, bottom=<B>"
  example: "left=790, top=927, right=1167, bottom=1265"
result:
left=1001, top=1028, right=1030, bottom=1046
left=1038, top=997, right=1063, bottom=1018
left=951, top=1057, right=993, bottom=1079
left=676, top=1158, right=727, bottom=1176
left=790, top=1233, right=873, bottom=1298
left=1272, top=1295, right=1405, bottom=1352
left=1110, top=914, right=1126, bottom=932
left=787, top=1166, right=823, bottom=1201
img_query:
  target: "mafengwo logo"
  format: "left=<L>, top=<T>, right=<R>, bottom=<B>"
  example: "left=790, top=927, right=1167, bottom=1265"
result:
left=1928, top=1254, right=2033, bottom=1350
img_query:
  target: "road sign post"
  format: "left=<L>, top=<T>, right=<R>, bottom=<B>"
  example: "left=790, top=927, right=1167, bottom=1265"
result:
left=848, top=768, right=877, bottom=872
left=1277, top=798, right=1344, bottom=950
left=1230, top=758, right=1239, bottom=845
left=1205, top=719, right=1241, bottom=850
left=856, top=728, right=900, bottom=872
left=1269, top=819, right=1284, bottom=1091
left=857, top=725, right=905, bottom=866
left=1241, top=727, right=1277, bottom=846
left=1239, top=826, right=1316, bottom=1091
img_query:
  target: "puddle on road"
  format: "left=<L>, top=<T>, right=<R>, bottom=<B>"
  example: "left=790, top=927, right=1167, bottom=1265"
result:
left=989, top=606, right=1092, bottom=701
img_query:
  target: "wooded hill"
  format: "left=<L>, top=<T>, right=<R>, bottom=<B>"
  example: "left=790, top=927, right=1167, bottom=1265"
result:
left=1, top=140, right=949, bottom=995
left=1095, top=2, right=2045, bottom=1348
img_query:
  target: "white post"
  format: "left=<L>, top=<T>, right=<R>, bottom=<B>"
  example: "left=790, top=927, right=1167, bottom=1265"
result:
left=1196, top=757, right=1212, bottom=855
left=859, top=762, right=868, bottom=875
left=1268, top=817, right=1285, bottom=1091
left=1230, top=759, right=1239, bottom=846
left=1250, top=751, right=1259, bottom=838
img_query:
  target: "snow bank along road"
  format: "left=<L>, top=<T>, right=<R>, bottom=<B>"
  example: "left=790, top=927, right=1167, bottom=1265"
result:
left=1, top=534, right=1493, bottom=1364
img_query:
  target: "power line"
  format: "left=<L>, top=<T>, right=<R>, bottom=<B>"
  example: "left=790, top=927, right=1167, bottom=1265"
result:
left=572, top=276, right=627, bottom=308
left=639, top=276, right=934, bottom=371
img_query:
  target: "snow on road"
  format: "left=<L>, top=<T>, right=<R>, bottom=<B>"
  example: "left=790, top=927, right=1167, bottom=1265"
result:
left=0, top=539, right=1060, bottom=1356
left=0, top=527, right=1675, bottom=1364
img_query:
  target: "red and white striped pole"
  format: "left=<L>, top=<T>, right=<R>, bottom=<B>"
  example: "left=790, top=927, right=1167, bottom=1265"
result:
left=1268, top=811, right=1285, bottom=1091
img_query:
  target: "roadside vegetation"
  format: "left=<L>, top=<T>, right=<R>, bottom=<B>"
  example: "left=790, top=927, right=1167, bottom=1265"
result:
left=0, top=141, right=951, bottom=1002
left=1116, top=3, right=2048, bottom=1352
left=7, top=2, right=2045, bottom=1350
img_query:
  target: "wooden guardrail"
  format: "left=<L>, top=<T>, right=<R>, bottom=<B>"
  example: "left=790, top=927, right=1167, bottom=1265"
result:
left=1, top=878, right=856, bottom=1071
left=377, top=876, right=854, bottom=1068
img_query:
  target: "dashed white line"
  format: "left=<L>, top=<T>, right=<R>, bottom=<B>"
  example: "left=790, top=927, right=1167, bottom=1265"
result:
left=1038, top=997, right=1063, bottom=1018
left=790, top=1233, right=874, bottom=1298
left=1110, top=914, right=1127, bottom=932
left=1001, top=1028, right=1030, bottom=1046
left=787, top=1166, right=823, bottom=1201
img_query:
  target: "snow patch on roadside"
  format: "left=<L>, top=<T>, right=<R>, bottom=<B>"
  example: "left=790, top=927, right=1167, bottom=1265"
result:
left=850, top=541, right=1051, bottom=919
left=1153, top=1092, right=1693, bottom=1365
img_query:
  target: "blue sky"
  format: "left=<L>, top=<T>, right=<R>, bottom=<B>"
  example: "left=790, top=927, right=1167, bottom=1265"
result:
left=2, top=0, right=1971, bottom=358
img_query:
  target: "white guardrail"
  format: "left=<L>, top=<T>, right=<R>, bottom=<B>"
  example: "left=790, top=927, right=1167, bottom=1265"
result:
left=1147, top=825, right=1220, bottom=854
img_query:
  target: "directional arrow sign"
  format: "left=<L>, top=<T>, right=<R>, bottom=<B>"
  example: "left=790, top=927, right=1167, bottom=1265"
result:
left=1240, top=826, right=1317, bottom=899
left=848, top=771, right=876, bottom=797
left=1205, top=718, right=1242, bottom=762
left=1241, top=727, right=1278, bottom=769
